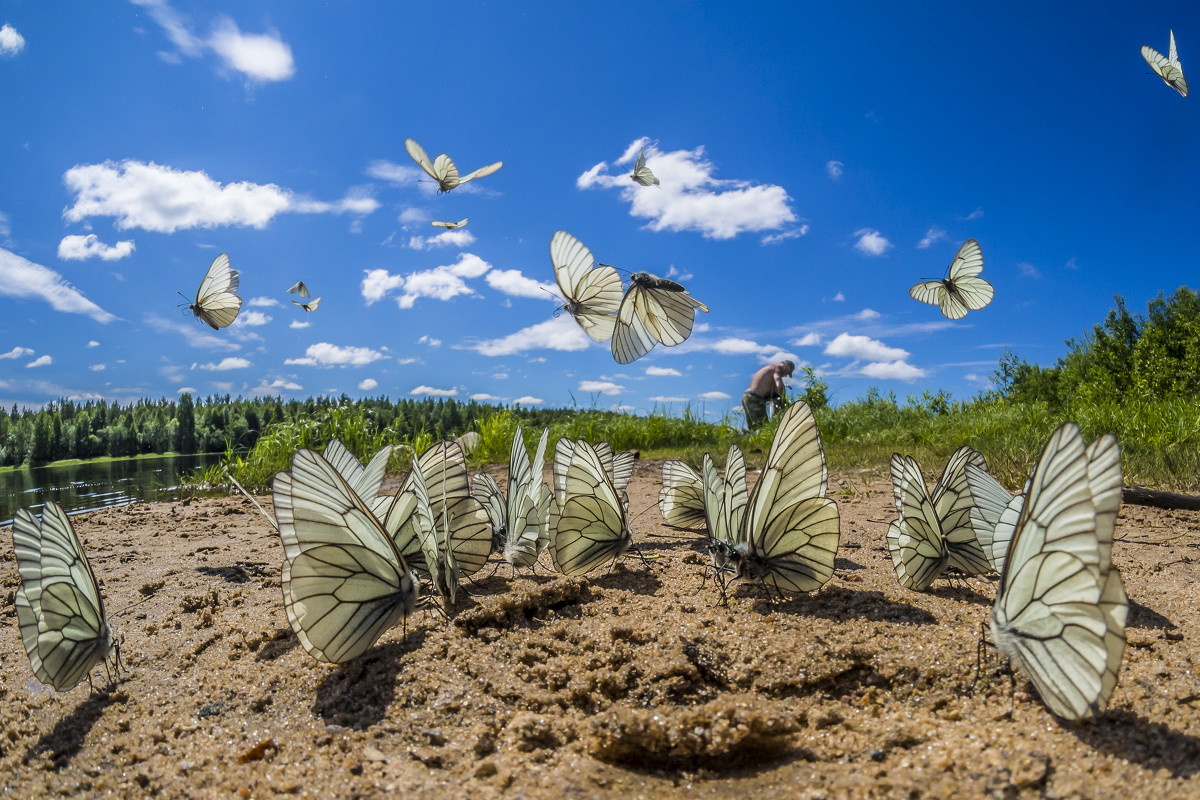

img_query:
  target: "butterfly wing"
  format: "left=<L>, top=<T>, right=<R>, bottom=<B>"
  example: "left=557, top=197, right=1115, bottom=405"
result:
left=404, top=138, right=440, bottom=182
left=288, top=281, right=310, bottom=298
left=702, top=446, right=748, bottom=573
left=908, top=280, right=945, bottom=308
left=458, top=161, right=503, bottom=185
left=11, top=503, right=113, bottom=691
left=659, top=460, right=707, bottom=529
left=887, top=454, right=949, bottom=590
left=549, top=230, right=622, bottom=342
left=930, top=446, right=992, bottom=575
left=630, top=149, right=660, bottom=187
left=549, top=441, right=630, bottom=576
left=965, top=463, right=1021, bottom=573
left=611, top=285, right=659, bottom=364
left=191, top=253, right=242, bottom=329
left=323, top=440, right=392, bottom=503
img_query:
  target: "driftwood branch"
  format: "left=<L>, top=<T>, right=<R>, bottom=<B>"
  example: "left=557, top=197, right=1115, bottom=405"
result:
left=1122, top=486, right=1200, bottom=511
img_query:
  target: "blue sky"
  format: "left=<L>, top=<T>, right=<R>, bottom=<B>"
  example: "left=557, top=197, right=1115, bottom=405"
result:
left=0, top=2, right=1196, bottom=419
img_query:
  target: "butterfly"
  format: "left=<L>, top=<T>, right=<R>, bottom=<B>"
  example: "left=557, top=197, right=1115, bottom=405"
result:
left=292, top=297, right=321, bottom=312
left=548, top=439, right=631, bottom=576
left=431, top=219, right=468, bottom=229
left=186, top=252, right=242, bottom=330
left=990, top=423, right=1127, bottom=720
left=404, top=138, right=502, bottom=193
left=472, top=426, right=551, bottom=568
left=611, top=272, right=709, bottom=364
left=1142, top=30, right=1189, bottom=97
left=965, top=464, right=1027, bottom=574
left=272, top=448, right=419, bottom=664
left=659, top=460, right=707, bottom=529
left=288, top=281, right=311, bottom=298
left=11, top=501, right=116, bottom=691
left=549, top=230, right=623, bottom=342
left=629, top=148, right=660, bottom=187
left=908, top=239, right=993, bottom=320
left=322, top=440, right=392, bottom=503
left=703, top=402, right=840, bottom=595
left=886, top=446, right=993, bottom=591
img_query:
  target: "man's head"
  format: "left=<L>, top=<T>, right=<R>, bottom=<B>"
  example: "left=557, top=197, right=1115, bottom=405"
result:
left=781, top=360, right=796, bottom=376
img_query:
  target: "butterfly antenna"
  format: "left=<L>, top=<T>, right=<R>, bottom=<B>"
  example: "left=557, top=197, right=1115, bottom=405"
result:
left=110, top=593, right=157, bottom=619
left=225, top=467, right=279, bottom=531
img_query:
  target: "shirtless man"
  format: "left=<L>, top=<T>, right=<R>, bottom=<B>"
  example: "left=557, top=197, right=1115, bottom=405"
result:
left=742, top=360, right=795, bottom=430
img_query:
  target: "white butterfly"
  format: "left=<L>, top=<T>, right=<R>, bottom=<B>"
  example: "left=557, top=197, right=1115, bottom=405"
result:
left=629, top=148, right=660, bottom=187
left=11, top=502, right=115, bottom=691
left=611, top=272, right=709, bottom=364
left=548, top=439, right=631, bottom=576
left=187, top=253, right=242, bottom=330
left=1142, top=30, right=1189, bottom=97
left=322, top=440, right=392, bottom=503
left=431, top=219, right=468, bottom=229
left=991, top=423, right=1127, bottom=720
left=908, top=239, right=993, bottom=320
left=288, top=281, right=311, bottom=298
left=549, top=230, right=623, bottom=342
left=886, top=446, right=993, bottom=591
left=965, top=464, right=1026, bottom=574
left=703, top=402, right=840, bottom=595
left=272, top=449, right=418, bottom=664
left=292, top=297, right=321, bottom=312
left=404, top=138, right=502, bottom=193
left=472, top=426, right=551, bottom=568
left=659, top=460, right=707, bottom=529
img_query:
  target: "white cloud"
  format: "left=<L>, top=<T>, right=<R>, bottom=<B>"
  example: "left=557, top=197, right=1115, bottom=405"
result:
left=407, top=230, right=476, bottom=251
left=649, top=395, right=689, bottom=403
left=285, top=342, right=387, bottom=367
left=824, top=333, right=909, bottom=361
left=0, top=24, right=25, bottom=56
left=0, top=347, right=34, bottom=359
left=762, top=226, right=808, bottom=245
left=513, top=395, right=543, bottom=405
left=145, top=313, right=239, bottom=351
left=645, top=366, right=682, bottom=377
left=1065, top=257, right=1079, bottom=270
left=826, top=160, right=844, bottom=180
left=358, top=378, right=378, bottom=391
left=62, top=160, right=374, bottom=233
left=198, top=357, right=251, bottom=371
left=965, top=207, right=984, bottom=220
left=664, top=265, right=694, bottom=282
left=470, top=392, right=501, bottom=402
left=831, top=293, right=845, bottom=302
left=859, top=360, right=927, bottom=381
left=917, top=227, right=947, bottom=249
left=467, top=315, right=591, bottom=357
left=699, top=390, right=731, bottom=400
left=485, top=268, right=559, bottom=300
left=853, top=308, right=881, bottom=320
left=289, top=320, right=310, bottom=329
left=418, top=335, right=441, bottom=348
left=579, top=380, right=624, bottom=395
left=492, top=373, right=508, bottom=379
left=57, top=234, right=136, bottom=261
left=248, top=296, right=280, bottom=307
left=0, top=247, right=117, bottom=323
left=1019, top=262, right=1042, bottom=279
left=852, top=229, right=893, bottom=257
left=361, top=253, right=491, bottom=309
left=792, top=332, right=822, bottom=347
left=86, top=340, right=100, bottom=348
left=410, top=385, right=458, bottom=397
left=366, top=160, right=424, bottom=187
left=26, top=355, right=53, bottom=368
left=577, top=139, right=798, bottom=240
left=252, top=377, right=303, bottom=394
left=231, top=310, right=271, bottom=327
left=208, top=17, right=294, bottom=82
left=89, top=363, right=106, bottom=372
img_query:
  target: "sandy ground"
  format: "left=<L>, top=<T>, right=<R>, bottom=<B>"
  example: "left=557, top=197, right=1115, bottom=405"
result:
left=2, top=458, right=1200, bottom=799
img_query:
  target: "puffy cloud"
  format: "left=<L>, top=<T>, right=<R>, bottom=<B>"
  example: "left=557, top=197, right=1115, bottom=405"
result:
left=0, top=247, right=117, bottom=323
left=26, top=355, right=53, bottom=368
left=231, top=310, right=271, bottom=327
left=89, top=363, right=106, bottom=372
left=285, top=342, right=387, bottom=367
left=485, top=268, right=559, bottom=300
left=1019, top=262, right=1042, bottom=279
left=208, top=17, right=294, bottom=82
left=198, top=357, right=251, bottom=371
left=645, top=366, right=682, bottom=377
left=87, top=340, right=100, bottom=348
left=358, top=378, right=379, bottom=391
left=410, top=385, right=458, bottom=397
left=852, top=229, right=893, bottom=257
left=366, top=160, right=424, bottom=187
left=252, top=377, right=303, bottom=394
left=1, top=347, right=34, bottom=359
left=823, top=333, right=909, bottom=361
left=859, top=360, right=927, bottom=381
left=853, top=308, right=881, bottom=320
left=579, top=380, right=624, bottom=396
left=289, top=320, right=310, bottom=329
left=361, top=253, right=491, bottom=309
left=917, top=227, right=947, bottom=249
left=826, top=160, right=844, bottom=179
left=699, top=390, right=731, bottom=400
left=470, top=393, right=501, bottom=402
left=578, top=139, right=799, bottom=240
left=146, top=313, right=240, bottom=351
left=62, top=160, right=375, bottom=233
left=466, top=315, right=591, bottom=357
left=791, top=332, right=822, bottom=347
left=57, top=234, right=136, bottom=261
left=408, top=230, right=476, bottom=250
left=418, top=335, right=441, bottom=348
left=0, top=24, right=25, bottom=56
left=248, top=296, right=280, bottom=307
left=513, top=395, right=543, bottom=405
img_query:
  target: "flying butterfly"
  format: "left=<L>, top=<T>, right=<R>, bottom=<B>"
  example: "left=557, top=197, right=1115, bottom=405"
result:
left=886, top=446, right=993, bottom=591
left=629, top=148, right=660, bottom=187
left=431, top=219, right=468, bottom=229
left=272, top=448, right=419, bottom=664
left=404, top=137, right=503, bottom=193
left=611, top=272, right=709, bottom=364
left=185, top=252, right=242, bottom=330
left=288, top=281, right=311, bottom=298
left=292, top=296, right=321, bottom=312
left=908, top=238, right=993, bottom=320
left=990, top=423, right=1127, bottom=720
left=11, top=502, right=116, bottom=692
left=548, top=439, right=631, bottom=576
left=659, top=460, right=707, bottom=530
left=549, top=230, right=623, bottom=342
left=1142, top=30, right=1189, bottom=97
